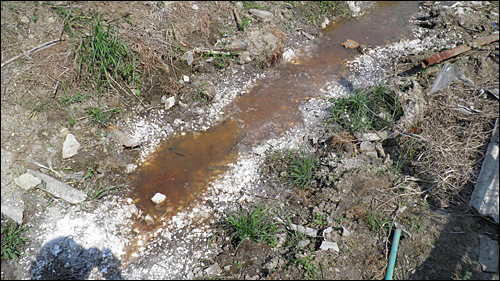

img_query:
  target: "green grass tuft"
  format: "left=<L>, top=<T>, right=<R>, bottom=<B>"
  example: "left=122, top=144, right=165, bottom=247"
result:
left=1, top=220, right=29, bottom=260
left=328, top=84, right=403, bottom=133
left=220, top=205, right=283, bottom=249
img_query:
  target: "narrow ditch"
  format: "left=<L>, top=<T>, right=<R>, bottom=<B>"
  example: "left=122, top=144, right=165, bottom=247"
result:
left=124, top=1, right=422, bottom=265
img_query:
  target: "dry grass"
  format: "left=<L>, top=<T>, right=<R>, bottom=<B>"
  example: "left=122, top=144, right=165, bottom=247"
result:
left=400, top=82, right=498, bottom=207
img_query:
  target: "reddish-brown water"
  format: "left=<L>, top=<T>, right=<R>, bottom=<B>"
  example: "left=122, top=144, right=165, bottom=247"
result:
left=128, top=1, right=421, bottom=223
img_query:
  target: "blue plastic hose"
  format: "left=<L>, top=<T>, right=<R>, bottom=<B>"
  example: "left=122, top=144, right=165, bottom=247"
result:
left=385, top=228, right=402, bottom=280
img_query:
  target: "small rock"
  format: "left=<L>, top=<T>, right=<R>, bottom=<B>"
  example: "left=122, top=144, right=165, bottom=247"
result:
left=192, top=4, right=199, bottom=10
left=183, top=75, right=190, bottom=82
left=28, top=169, right=87, bottom=204
left=62, top=134, right=81, bottom=159
left=151, top=193, right=167, bottom=205
left=289, top=223, right=318, bottom=237
left=58, top=128, right=70, bottom=138
left=341, top=39, right=360, bottom=49
left=20, top=16, right=30, bottom=24
left=107, top=126, right=141, bottom=148
left=342, top=226, right=351, bottom=238
left=144, top=214, right=155, bottom=225
left=319, top=241, right=339, bottom=252
left=479, top=235, right=499, bottom=273
left=323, top=226, right=333, bottom=236
left=297, top=239, right=310, bottom=248
left=164, top=96, right=176, bottom=110
left=1, top=205, right=24, bottom=225
left=28, top=34, right=34, bottom=39
left=205, top=262, right=222, bottom=277
left=239, top=52, right=252, bottom=64
left=359, top=141, right=376, bottom=154
left=14, top=173, right=42, bottom=190
left=375, top=142, right=386, bottom=158
left=125, top=164, right=137, bottom=174
left=17, top=34, right=24, bottom=41
left=47, top=17, right=56, bottom=23
left=302, top=31, right=314, bottom=40
left=347, top=1, right=361, bottom=17
left=320, top=17, right=330, bottom=29
left=264, top=257, right=281, bottom=270
left=249, top=9, right=274, bottom=20
left=182, top=51, right=194, bottom=65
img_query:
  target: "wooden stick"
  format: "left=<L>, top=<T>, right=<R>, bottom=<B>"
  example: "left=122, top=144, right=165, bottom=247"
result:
left=1, top=7, right=71, bottom=69
left=1, top=39, right=60, bottom=68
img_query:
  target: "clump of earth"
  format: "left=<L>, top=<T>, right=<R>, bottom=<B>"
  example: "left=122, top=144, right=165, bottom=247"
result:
left=1, top=1, right=498, bottom=280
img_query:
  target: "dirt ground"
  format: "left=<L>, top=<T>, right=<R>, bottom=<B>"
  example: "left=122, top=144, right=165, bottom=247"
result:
left=1, top=1, right=499, bottom=280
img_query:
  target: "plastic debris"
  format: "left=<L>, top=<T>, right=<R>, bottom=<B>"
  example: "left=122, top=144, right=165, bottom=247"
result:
left=429, top=64, right=474, bottom=94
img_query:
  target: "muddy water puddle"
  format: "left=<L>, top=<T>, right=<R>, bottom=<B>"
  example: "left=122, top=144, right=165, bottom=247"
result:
left=128, top=1, right=420, bottom=229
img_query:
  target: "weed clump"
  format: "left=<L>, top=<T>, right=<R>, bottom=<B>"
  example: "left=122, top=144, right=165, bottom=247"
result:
left=1, top=220, right=29, bottom=260
left=263, top=149, right=318, bottom=190
left=76, top=13, right=139, bottom=91
left=218, top=205, right=283, bottom=249
left=328, top=84, right=403, bottom=133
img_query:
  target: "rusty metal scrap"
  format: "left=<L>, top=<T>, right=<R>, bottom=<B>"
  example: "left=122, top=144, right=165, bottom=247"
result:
left=421, top=33, right=499, bottom=68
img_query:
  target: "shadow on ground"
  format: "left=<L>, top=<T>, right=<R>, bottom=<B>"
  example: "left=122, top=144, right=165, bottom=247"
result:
left=31, top=236, right=123, bottom=280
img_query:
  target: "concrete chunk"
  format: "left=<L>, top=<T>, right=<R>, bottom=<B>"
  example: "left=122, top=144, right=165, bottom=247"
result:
left=479, top=235, right=499, bottom=273
left=62, top=133, right=81, bottom=159
left=248, top=9, right=273, bottom=20
left=289, top=223, right=318, bottom=237
left=319, top=241, right=339, bottom=252
left=14, top=173, right=42, bottom=190
left=469, top=142, right=499, bottom=223
left=27, top=169, right=87, bottom=204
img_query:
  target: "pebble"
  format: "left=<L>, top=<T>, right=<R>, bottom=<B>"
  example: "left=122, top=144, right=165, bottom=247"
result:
left=297, top=239, right=310, bottom=248
left=47, top=17, right=56, bottom=23
left=125, top=164, right=137, bottom=174
left=249, top=9, right=274, bottom=20
left=62, top=133, right=81, bottom=159
left=192, top=4, right=199, bottom=10
left=151, top=192, right=167, bottom=204
left=20, top=16, right=30, bottom=24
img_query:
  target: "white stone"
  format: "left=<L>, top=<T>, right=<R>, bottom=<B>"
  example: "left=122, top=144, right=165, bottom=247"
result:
left=47, top=17, right=56, bottom=23
left=297, top=239, right=310, bottom=248
left=205, top=263, right=222, bottom=277
left=192, top=4, right=199, bottom=10
left=62, top=134, right=81, bottom=159
left=359, top=141, right=376, bottom=154
left=20, top=16, right=30, bottom=24
left=320, top=17, right=330, bottom=29
left=164, top=96, right=176, bottom=110
left=125, top=164, right=137, bottom=174
left=14, top=173, right=41, bottom=190
left=144, top=214, right=155, bottom=225
left=183, top=75, right=190, bottom=82
left=319, top=241, right=339, bottom=252
left=151, top=193, right=167, bottom=204
left=248, top=9, right=274, bottom=20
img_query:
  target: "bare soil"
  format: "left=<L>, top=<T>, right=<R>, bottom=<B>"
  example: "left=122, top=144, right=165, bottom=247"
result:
left=1, top=1, right=498, bottom=280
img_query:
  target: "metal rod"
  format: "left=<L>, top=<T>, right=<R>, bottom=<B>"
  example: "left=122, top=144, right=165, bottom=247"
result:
left=421, top=33, right=499, bottom=68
